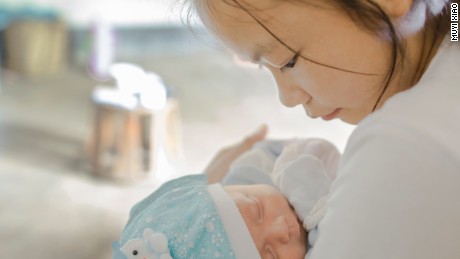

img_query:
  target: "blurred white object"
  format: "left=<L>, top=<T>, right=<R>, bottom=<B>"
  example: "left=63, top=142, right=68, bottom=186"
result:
left=109, top=63, right=167, bottom=110
left=109, top=63, right=145, bottom=93
left=140, top=73, right=167, bottom=110
left=91, top=87, right=138, bottom=110
left=90, top=18, right=115, bottom=79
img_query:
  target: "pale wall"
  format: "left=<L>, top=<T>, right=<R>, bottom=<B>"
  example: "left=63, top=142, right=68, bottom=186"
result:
left=0, top=0, right=181, bottom=26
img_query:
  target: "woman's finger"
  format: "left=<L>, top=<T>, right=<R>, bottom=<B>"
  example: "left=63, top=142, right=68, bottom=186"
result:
left=205, top=124, right=269, bottom=183
left=238, top=124, right=268, bottom=151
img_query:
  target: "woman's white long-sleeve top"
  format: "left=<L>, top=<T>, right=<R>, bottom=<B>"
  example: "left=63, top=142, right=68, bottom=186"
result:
left=309, top=38, right=460, bottom=258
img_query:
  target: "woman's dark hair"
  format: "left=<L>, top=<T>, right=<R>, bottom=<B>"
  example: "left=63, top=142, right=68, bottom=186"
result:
left=180, top=0, right=451, bottom=112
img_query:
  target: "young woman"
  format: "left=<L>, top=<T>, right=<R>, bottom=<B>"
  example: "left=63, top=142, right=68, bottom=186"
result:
left=191, top=0, right=460, bottom=258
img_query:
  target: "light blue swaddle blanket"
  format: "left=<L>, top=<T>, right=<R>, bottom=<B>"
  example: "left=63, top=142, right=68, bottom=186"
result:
left=113, top=175, right=237, bottom=259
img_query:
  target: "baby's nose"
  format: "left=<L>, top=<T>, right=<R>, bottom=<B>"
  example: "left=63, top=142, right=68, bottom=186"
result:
left=267, top=216, right=290, bottom=244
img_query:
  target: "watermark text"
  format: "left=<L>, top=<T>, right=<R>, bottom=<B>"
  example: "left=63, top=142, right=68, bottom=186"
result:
left=452, top=3, right=458, bottom=41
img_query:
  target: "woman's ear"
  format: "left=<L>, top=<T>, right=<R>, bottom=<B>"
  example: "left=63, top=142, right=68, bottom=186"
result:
left=374, top=0, right=429, bottom=37
left=372, top=0, right=414, bottom=18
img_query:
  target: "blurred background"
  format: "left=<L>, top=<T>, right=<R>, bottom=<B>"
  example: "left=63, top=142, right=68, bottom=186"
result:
left=0, top=0, right=355, bottom=258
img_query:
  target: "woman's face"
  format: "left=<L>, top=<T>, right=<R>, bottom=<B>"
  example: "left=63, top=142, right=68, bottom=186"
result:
left=196, top=0, right=402, bottom=124
left=225, top=184, right=307, bottom=259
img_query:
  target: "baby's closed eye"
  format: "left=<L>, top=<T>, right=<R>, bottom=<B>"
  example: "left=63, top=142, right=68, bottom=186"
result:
left=248, top=196, right=264, bottom=223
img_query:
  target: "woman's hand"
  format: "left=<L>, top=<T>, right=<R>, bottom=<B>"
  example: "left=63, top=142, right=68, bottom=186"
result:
left=205, top=124, right=268, bottom=184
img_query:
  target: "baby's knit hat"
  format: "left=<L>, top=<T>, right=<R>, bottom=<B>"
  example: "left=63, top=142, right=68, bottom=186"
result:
left=395, top=0, right=450, bottom=37
left=112, top=174, right=260, bottom=259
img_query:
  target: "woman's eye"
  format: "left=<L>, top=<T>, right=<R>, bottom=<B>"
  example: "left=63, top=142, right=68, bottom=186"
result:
left=280, top=53, right=299, bottom=72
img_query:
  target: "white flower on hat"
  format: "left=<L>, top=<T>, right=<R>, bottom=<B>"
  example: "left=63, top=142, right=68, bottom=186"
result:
left=120, top=228, right=172, bottom=259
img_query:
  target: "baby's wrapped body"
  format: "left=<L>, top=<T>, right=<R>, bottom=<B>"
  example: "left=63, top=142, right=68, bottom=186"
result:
left=113, top=139, right=340, bottom=259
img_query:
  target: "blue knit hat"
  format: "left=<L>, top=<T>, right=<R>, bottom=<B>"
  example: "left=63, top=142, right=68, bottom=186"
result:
left=112, top=174, right=260, bottom=259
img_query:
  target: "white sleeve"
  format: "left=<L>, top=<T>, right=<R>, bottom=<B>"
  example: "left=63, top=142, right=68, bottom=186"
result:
left=273, top=139, right=341, bottom=181
left=228, top=148, right=277, bottom=173
left=221, top=163, right=276, bottom=187
left=222, top=141, right=283, bottom=186
left=274, top=154, right=332, bottom=227
left=308, top=124, right=460, bottom=259
left=272, top=139, right=341, bottom=229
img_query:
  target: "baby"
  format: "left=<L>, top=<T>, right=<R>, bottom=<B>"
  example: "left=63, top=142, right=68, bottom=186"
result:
left=112, top=139, right=340, bottom=259
left=223, top=138, right=340, bottom=255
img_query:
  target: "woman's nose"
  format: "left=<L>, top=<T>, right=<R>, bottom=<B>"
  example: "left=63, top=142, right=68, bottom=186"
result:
left=266, top=216, right=290, bottom=244
left=274, top=76, right=310, bottom=108
left=278, top=88, right=309, bottom=108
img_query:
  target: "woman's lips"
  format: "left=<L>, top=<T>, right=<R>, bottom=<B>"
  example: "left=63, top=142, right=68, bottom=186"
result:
left=321, top=108, right=341, bottom=121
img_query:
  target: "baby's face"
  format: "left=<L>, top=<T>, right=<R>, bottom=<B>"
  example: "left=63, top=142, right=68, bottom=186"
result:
left=225, top=185, right=307, bottom=259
